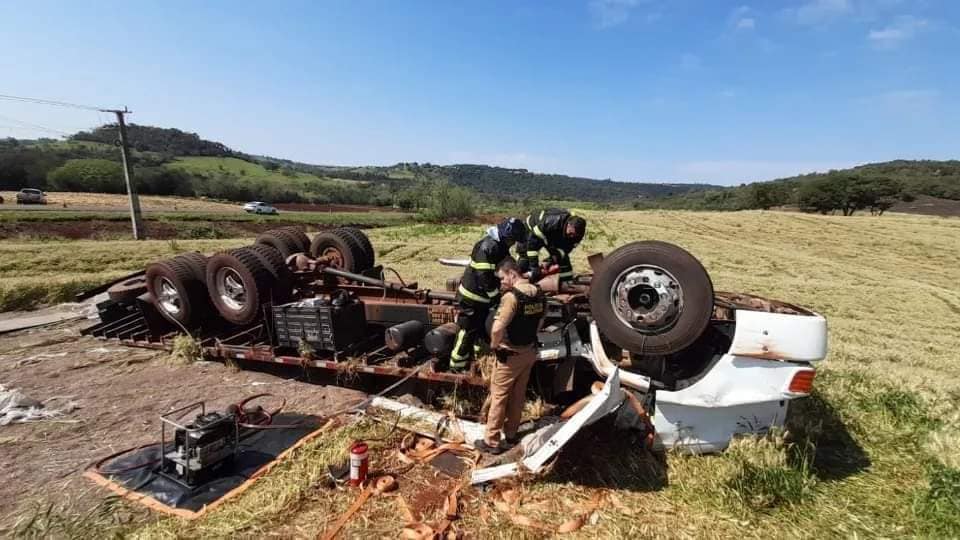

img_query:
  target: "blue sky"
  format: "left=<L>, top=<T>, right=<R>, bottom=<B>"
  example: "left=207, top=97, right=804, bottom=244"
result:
left=0, top=0, right=956, bottom=185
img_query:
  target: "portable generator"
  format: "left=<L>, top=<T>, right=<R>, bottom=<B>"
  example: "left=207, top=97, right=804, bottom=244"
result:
left=159, top=402, right=239, bottom=488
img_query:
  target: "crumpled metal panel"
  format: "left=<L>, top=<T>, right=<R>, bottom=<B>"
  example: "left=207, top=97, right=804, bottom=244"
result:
left=470, top=368, right=625, bottom=484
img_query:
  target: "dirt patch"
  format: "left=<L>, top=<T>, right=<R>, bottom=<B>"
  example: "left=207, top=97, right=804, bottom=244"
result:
left=0, top=192, right=240, bottom=213
left=890, top=195, right=960, bottom=218
left=274, top=203, right=403, bottom=213
left=0, top=320, right=366, bottom=531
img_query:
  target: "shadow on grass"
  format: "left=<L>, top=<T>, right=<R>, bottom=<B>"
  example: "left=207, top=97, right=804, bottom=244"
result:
left=540, top=418, right=668, bottom=493
left=786, top=392, right=871, bottom=481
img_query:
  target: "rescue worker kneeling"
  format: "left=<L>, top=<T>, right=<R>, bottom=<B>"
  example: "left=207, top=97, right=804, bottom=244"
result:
left=474, top=258, right=547, bottom=454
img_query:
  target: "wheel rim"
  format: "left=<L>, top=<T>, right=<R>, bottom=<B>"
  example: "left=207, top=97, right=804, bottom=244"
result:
left=609, top=264, right=683, bottom=334
left=217, top=268, right=247, bottom=311
left=157, top=278, right=182, bottom=315
left=321, top=247, right=346, bottom=269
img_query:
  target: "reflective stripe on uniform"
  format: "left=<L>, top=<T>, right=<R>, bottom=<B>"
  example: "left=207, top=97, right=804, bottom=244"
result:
left=525, top=250, right=539, bottom=257
left=486, top=289, right=500, bottom=298
left=556, top=248, right=566, bottom=257
left=458, top=284, right=491, bottom=303
left=533, top=225, right=547, bottom=243
left=557, top=271, right=574, bottom=278
left=469, top=260, right=495, bottom=270
left=451, top=329, right=468, bottom=360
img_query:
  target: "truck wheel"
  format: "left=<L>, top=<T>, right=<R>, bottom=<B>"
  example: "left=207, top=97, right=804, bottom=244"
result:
left=173, top=252, right=208, bottom=282
left=146, top=259, right=207, bottom=328
left=206, top=248, right=276, bottom=325
left=256, top=229, right=303, bottom=258
left=310, top=230, right=366, bottom=273
left=589, top=241, right=714, bottom=356
left=336, top=227, right=375, bottom=270
left=280, top=226, right=311, bottom=253
left=107, top=275, right=147, bottom=303
left=244, top=244, right=293, bottom=303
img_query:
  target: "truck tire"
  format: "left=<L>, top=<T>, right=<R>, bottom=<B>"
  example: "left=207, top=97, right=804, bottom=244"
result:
left=107, top=275, right=148, bottom=303
left=336, top=227, right=375, bottom=270
left=589, top=241, right=714, bottom=356
left=146, top=259, right=208, bottom=328
left=173, top=252, right=208, bottom=282
left=280, top=226, right=311, bottom=253
left=310, top=230, right=367, bottom=273
left=255, top=229, right=302, bottom=259
left=206, top=248, right=276, bottom=326
left=244, top=244, right=293, bottom=303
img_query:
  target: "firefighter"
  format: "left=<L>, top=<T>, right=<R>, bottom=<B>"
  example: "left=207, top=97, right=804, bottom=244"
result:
left=449, top=217, right=528, bottom=372
left=517, top=209, right=587, bottom=285
left=474, top=257, right=547, bottom=453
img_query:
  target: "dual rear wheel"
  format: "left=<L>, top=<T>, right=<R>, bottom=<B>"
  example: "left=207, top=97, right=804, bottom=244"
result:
left=147, top=227, right=374, bottom=328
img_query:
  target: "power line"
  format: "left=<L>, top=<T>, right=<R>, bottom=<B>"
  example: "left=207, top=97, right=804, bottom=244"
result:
left=0, top=93, right=103, bottom=112
left=0, top=113, right=72, bottom=136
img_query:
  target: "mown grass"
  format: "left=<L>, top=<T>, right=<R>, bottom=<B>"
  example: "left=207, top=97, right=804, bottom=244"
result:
left=5, top=210, right=960, bottom=537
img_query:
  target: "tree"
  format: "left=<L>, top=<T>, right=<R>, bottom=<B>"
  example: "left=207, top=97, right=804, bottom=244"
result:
left=743, top=182, right=788, bottom=210
left=47, top=159, right=124, bottom=193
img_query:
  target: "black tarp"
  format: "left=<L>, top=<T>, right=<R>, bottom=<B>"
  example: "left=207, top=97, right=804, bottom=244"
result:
left=88, top=413, right=322, bottom=514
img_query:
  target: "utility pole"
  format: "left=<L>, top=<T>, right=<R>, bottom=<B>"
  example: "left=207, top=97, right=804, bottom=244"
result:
left=102, top=107, right=145, bottom=240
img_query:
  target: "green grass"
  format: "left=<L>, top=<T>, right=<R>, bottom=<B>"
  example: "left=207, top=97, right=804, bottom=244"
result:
left=4, top=210, right=960, bottom=537
left=166, top=156, right=362, bottom=186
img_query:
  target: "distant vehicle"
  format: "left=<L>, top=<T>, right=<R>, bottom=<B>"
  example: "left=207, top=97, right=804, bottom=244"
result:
left=16, top=188, right=47, bottom=205
left=243, top=201, right=278, bottom=215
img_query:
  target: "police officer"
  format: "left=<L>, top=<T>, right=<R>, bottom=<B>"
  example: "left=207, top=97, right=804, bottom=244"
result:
left=450, top=217, right=528, bottom=372
left=475, top=257, right=547, bottom=453
left=517, top=209, right=587, bottom=285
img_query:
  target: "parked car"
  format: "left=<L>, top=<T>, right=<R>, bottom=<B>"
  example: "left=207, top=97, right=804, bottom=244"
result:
left=242, top=201, right=278, bottom=215
left=16, top=188, right=47, bottom=204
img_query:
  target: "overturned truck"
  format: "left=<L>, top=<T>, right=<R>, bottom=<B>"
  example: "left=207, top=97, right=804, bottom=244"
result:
left=84, top=226, right=827, bottom=453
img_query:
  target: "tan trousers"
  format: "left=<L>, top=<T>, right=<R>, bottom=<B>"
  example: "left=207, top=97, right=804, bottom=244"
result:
left=484, top=347, right=537, bottom=444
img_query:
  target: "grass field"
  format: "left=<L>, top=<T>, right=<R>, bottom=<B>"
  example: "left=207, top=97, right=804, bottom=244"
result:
left=0, top=191, right=240, bottom=212
left=6, top=210, right=960, bottom=538
left=166, top=156, right=363, bottom=187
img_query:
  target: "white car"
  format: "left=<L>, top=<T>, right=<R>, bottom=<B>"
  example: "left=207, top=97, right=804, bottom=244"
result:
left=243, top=201, right=278, bottom=215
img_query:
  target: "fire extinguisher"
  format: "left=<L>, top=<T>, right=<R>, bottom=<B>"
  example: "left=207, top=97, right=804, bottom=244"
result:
left=349, top=441, right=368, bottom=487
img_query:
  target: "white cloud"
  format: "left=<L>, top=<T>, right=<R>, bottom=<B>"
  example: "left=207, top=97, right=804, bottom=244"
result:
left=868, top=15, right=928, bottom=49
left=729, top=5, right=756, bottom=30
left=589, top=0, right=646, bottom=29
left=783, top=0, right=853, bottom=26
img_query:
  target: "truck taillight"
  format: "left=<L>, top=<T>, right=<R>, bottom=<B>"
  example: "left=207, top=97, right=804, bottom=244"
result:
left=788, top=370, right=815, bottom=394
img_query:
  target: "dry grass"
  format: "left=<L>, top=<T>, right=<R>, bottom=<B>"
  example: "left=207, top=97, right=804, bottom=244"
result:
left=7, top=210, right=960, bottom=537
left=0, top=191, right=240, bottom=212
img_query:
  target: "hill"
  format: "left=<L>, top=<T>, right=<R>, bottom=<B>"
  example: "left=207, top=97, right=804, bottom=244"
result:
left=646, top=159, right=960, bottom=214
left=1, top=124, right=716, bottom=208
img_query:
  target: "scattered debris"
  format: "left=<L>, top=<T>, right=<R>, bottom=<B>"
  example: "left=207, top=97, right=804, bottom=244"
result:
left=0, top=384, right=78, bottom=425
left=471, top=368, right=626, bottom=484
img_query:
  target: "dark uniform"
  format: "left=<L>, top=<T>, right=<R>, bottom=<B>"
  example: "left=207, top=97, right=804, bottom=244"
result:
left=450, top=219, right=526, bottom=371
left=517, top=209, right=582, bottom=284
